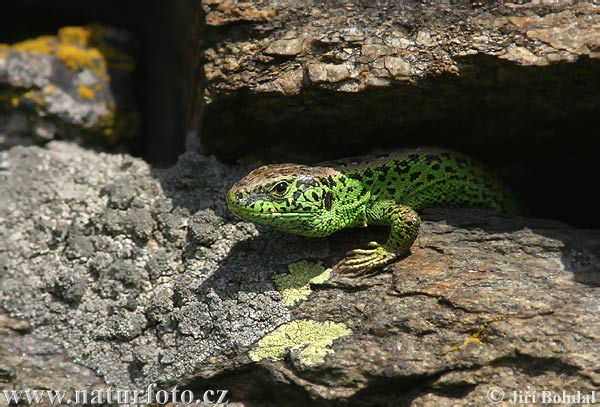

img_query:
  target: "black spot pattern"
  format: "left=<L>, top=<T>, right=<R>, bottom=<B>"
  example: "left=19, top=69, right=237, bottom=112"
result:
left=410, top=172, right=421, bottom=181
left=324, top=192, right=333, bottom=211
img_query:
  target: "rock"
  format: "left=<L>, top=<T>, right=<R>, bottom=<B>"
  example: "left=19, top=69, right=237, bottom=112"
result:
left=502, top=45, right=545, bottom=66
left=197, top=1, right=600, bottom=105
left=520, top=10, right=600, bottom=56
left=0, top=313, right=31, bottom=333
left=383, top=56, right=411, bottom=78
left=202, top=0, right=277, bottom=27
left=415, top=30, right=434, bottom=47
left=264, top=35, right=304, bottom=57
left=253, top=68, right=304, bottom=95
left=360, top=43, right=392, bottom=61
left=0, top=25, right=138, bottom=148
left=2, top=141, right=599, bottom=406
left=0, top=310, right=105, bottom=391
left=307, top=63, right=350, bottom=84
left=188, top=209, right=223, bottom=246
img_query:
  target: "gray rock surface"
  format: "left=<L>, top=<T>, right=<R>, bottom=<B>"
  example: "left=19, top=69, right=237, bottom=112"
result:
left=2, top=142, right=599, bottom=406
left=0, top=141, right=320, bottom=387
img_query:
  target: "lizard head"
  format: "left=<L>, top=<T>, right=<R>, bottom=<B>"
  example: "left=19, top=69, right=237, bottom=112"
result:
left=227, top=164, right=367, bottom=237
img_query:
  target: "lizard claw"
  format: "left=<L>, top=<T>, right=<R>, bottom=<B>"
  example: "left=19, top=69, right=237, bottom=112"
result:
left=335, top=242, right=397, bottom=276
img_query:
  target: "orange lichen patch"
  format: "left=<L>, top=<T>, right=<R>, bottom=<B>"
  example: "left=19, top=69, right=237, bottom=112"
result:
left=78, top=85, right=96, bottom=100
left=0, top=25, right=139, bottom=144
left=1, top=25, right=134, bottom=74
left=451, top=317, right=505, bottom=351
left=55, top=44, right=106, bottom=74
left=11, top=36, right=55, bottom=54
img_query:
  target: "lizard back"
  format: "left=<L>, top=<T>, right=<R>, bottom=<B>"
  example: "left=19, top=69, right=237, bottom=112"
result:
left=321, top=148, right=519, bottom=214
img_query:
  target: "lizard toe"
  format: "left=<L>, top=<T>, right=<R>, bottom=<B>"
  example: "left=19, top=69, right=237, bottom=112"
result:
left=337, top=244, right=397, bottom=276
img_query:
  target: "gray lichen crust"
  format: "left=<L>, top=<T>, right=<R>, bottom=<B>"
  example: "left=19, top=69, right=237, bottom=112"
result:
left=2, top=142, right=599, bottom=407
left=0, top=142, right=311, bottom=386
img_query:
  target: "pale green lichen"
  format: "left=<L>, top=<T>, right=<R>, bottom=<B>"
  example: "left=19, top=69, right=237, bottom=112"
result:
left=249, top=319, right=351, bottom=366
left=273, top=261, right=331, bottom=306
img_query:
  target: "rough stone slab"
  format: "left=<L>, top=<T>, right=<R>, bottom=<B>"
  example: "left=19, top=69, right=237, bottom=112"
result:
left=202, top=1, right=600, bottom=97
left=2, top=142, right=599, bottom=406
left=0, top=312, right=105, bottom=392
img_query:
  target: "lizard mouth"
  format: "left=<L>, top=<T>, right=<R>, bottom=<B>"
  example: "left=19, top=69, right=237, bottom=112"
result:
left=229, top=205, right=315, bottom=220
left=226, top=192, right=314, bottom=221
left=226, top=191, right=323, bottom=236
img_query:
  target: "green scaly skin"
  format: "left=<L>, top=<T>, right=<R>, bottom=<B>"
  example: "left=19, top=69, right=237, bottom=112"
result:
left=227, top=148, right=519, bottom=275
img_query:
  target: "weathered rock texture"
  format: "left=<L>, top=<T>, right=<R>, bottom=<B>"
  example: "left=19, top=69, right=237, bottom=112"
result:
left=2, top=142, right=599, bottom=406
left=0, top=312, right=105, bottom=391
left=197, top=0, right=600, bottom=227
left=0, top=25, right=138, bottom=149
left=200, top=0, right=600, bottom=153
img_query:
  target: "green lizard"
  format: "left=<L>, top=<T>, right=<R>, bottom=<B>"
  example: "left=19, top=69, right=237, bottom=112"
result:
left=227, top=148, right=519, bottom=275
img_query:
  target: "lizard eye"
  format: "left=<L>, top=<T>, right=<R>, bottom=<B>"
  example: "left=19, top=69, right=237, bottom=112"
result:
left=271, top=181, right=289, bottom=196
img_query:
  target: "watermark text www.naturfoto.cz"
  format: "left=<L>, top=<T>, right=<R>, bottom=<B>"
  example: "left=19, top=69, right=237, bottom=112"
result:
left=1, top=384, right=228, bottom=406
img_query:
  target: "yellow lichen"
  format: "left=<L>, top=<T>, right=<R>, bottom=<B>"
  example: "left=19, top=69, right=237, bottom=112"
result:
left=11, top=36, right=55, bottom=54
left=452, top=317, right=505, bottom=351
left=55, top=44, right=106, bottom=73
left=2, top=25, right=134, bottom=75
left=463, top=337, right=482, bottom=346
left=0, top=25, right=138, bottom=143
left=78, top=84, right=96, bottom=100
left=21, top=88, right=43, bottom=105
left=249, top=320, right=351, bottom=366
left=273, top=261, right=331, bottom=306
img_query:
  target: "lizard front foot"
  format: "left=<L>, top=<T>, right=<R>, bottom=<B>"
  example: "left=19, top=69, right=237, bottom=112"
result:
left=336, top=241, right=397, bottom=276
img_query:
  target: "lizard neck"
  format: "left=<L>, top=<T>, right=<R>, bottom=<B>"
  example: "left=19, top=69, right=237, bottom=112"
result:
left=311, top=171, right=371, bottom=235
